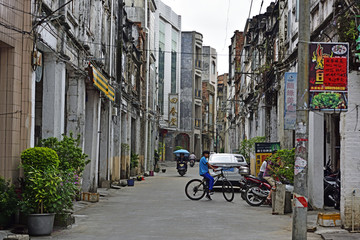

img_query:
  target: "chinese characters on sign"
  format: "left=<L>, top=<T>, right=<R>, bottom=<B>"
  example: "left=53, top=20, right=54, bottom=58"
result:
left=309, top=43, right=349, bottom=111
left=255, top=142, right=280, bottom=176
left=168, top=94, right=178, bottom=128
left=284, top=73, right=297, bottom=130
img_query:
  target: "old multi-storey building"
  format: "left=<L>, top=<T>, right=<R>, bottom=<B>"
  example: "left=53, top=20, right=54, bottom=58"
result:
left=125, top=0, right=158, bottom=173
left=180, top=31, right=203, bottom=156
left=202, top=46, right=217, bottom=152
left=228, top=30, right=245, bottom=153
left=0, top=0, right=158, bottom=192
left=0, top=1, right=32, bottom=180
left=232, top=0, right=360, bottom=228
left=217, top=74, right=229, bottom=153
left=154, top=0, right=182, bottom=162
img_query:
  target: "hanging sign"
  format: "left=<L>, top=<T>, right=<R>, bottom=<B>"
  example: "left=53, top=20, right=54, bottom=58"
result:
left=284, top=72, right=297, bottom=130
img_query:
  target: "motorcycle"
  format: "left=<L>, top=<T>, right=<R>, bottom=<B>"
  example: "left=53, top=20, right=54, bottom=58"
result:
left=239, top=175, right=263, bottom=200
left=189, top=159, right=195, bottom=167
left=177, top=159, right=188, bottom=176
left=324, top=160, right=340, bottom=209
left=244, top=178, right=272, bottom=206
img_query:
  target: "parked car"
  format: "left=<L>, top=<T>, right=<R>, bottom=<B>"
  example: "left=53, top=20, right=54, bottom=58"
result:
left=208, top=153, right=249, bottom=186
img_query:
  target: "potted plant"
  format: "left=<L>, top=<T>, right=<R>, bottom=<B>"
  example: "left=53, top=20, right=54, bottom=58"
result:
left=20, top=147, right=61, bottom=236
left=0, top=177, right=19, bottom=229
left=39, top=134, right=89, bottom=226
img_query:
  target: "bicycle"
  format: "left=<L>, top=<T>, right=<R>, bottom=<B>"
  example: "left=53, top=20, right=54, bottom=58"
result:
left=185, top=168, right=235, bottom=202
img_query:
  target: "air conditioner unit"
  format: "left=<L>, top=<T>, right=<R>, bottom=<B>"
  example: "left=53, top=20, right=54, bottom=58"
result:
left=112, top=107, right=118, bottom=116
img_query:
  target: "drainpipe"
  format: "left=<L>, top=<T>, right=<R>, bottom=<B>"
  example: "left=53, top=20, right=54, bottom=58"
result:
left=144, top=0, right=149, bottom=172
left=107, top=0, right=115, bottom=182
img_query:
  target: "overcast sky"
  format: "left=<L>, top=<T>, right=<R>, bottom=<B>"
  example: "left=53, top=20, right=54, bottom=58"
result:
left=161, top=0, right=274, bottom=75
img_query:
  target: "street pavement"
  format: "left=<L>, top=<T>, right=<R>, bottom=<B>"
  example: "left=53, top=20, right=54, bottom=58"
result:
left=32, top=162, right=323, bottom=240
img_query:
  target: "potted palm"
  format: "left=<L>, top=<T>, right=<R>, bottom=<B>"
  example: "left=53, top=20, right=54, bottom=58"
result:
left=20, top=147, right=62, bottom=236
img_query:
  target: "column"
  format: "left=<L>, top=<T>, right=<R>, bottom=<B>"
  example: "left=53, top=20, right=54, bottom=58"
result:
left=42, top=54, right=66, bottom=139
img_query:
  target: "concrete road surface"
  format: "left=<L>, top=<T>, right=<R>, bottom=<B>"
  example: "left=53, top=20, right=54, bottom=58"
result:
left=32, top=162, right=321, bottom=240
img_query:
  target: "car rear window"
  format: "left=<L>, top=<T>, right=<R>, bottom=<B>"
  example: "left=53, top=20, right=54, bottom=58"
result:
left=235, top=156, right=245, bottom=162
left=210, top=155, right=233, bottom=163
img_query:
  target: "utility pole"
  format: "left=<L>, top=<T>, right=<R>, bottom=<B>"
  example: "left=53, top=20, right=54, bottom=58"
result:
left=292, top=0, right=310, bottom=239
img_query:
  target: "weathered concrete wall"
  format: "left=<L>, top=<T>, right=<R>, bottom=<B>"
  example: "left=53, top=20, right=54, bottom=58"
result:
left=180, top=32, right=194, bottom=132
left=83, top=90, right=101, bottom=192
left=308, top=111, right=324, bottom=209
left=340, top=71, right=360, bottom=229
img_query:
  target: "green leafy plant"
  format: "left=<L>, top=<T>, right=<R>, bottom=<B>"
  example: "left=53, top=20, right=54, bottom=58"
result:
left=121, top=143, right=130, bottom=154
left=39, top=133, right=90, bottom=174
left=266, top=148, right=295, bottom=184
left=239, top=136, right=266, bottom=163
left=174, top=146, right=183, bottom=151
left=20, top=147, right=61, bottom=214
left=0, top=177, right=19, bottom=217
left=130, top=153, right=139, bottom=169
left=310, top=92, right=344, bottom=109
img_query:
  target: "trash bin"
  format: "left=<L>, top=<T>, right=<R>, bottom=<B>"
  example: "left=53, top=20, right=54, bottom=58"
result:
left=127, top=179, right=135, bottom=186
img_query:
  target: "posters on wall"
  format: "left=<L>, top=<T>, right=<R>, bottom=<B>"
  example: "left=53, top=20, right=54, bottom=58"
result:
left=284, top=73, right=297, bottom=130
left=309, top=42, right=349, bottom=111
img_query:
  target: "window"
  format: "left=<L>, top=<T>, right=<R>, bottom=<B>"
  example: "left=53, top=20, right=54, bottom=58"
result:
left=158, top=20, right=165, bottom=114
left=171, top=29, right=178, bottom=93
left=211, top=61, right=216, bottom=75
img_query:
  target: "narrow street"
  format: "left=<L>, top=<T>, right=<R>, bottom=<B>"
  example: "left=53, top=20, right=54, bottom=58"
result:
left=33, top=162, right=321, bottom=240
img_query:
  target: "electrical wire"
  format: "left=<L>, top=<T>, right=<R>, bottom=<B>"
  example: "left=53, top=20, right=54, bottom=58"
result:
left=222, top=0, right=231, bottom=52
left=0, top=21, right=31, bottom=35
left=0, top=2, right=36, bottom=16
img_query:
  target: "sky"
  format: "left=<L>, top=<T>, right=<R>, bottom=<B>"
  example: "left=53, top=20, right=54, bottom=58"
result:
left=161, top=0, right=274, bottom=75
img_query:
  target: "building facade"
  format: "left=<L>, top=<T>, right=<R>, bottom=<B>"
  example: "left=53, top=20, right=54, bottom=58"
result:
left=227, top=0, right=360, bottom=228
left=202, top=46, right=217, bottom=152
left=0, top=0, right=32, bottom=180
left=154, top=0, right=182, bottom=162
left=180, top=31, right=203, bottom=157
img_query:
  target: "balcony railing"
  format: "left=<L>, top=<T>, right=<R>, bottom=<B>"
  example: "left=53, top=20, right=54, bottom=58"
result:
left=195, top=89, right=201, bottom=98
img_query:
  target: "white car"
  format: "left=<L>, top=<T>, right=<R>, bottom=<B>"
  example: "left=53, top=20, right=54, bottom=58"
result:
left=208, top=153, right=249, bottom=185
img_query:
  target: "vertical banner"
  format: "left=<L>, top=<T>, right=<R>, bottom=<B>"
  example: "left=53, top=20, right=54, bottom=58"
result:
left=255, top=142, right=280, bottom=176
left=284, top=73, right=297, bottom=130
left=168, top=94, right=179, bottom=128
left=309, top=42, right=349, bottom=111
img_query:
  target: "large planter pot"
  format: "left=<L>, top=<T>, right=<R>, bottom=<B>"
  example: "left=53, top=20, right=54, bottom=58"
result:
left=27, top=213, right=55, bottom=236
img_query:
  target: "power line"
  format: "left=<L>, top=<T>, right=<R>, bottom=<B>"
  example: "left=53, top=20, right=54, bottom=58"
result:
left=0, top=2, right=35, bottom=16
left=222, top=0, right=231, bottom=52
left=248, top=0, right=254, bottom=19
left=0, top=21, right=30, bottom=35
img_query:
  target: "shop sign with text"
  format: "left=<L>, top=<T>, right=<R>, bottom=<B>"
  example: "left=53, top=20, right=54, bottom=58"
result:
left=309, top=42, right=348, bottom=111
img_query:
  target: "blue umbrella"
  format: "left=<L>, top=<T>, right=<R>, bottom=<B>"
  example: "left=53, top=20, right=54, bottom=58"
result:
left=173, top=149, right=190, bottom=156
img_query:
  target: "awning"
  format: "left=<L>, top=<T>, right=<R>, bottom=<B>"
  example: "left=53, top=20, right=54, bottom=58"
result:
left=89, top=64, right=115, bottom=102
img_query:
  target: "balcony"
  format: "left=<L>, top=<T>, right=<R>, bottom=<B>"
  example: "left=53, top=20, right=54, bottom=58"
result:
left=195, top=89, right=201, bottom=98
left=195, top=119, right=201, bottom=129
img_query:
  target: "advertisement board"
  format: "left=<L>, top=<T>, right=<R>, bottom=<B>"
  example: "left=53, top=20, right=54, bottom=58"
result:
left=284, top=73, right=297, bottom=130
left=255, top=142, right=280, bottom=176
left=309, top=42, right=349, bottom=111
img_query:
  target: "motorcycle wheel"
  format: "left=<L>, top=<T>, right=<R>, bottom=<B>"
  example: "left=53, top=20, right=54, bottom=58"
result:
left=178, top=170, right=186, bottom=176
left=245, top=186, right=266, bottom=206
left=241, top=184, right=256, bottom=200
left=185, top=179, right=206, bottom=200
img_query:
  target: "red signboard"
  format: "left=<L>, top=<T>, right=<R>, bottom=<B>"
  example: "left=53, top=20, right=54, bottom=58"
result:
left=309, top=43, right=349, bottom=111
